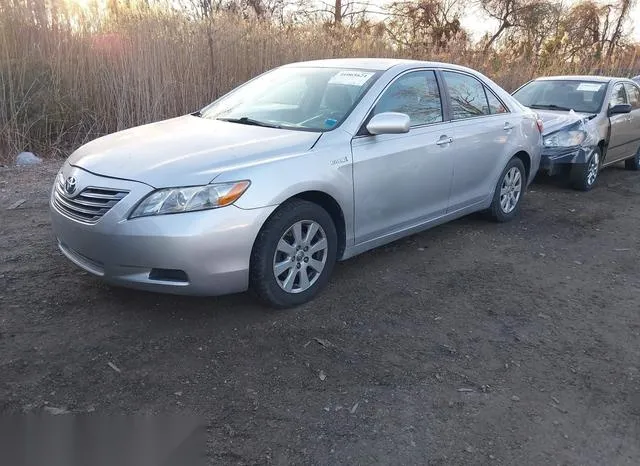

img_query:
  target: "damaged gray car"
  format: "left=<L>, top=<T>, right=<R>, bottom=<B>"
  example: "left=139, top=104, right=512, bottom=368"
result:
left=513, top=76, right=640, bottom=191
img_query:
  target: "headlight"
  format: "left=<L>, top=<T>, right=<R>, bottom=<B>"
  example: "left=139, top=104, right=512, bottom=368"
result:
left=130, top=181, right=250, bottom=218
left=543, top=130, right=586, bottom=147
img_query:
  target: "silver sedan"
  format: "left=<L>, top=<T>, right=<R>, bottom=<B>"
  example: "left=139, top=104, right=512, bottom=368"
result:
left=51, top=59, right=542, bottom=307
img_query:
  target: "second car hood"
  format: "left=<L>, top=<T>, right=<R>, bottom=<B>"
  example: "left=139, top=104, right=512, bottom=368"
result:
left=533, top=109, right=595, bottom=136
left=68, top=115, right=321, bottom=187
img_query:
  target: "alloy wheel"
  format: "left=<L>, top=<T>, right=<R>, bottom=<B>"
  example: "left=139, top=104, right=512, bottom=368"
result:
left=499, top=167, right=522, bottom=214
left=273, top=220, right=328, bottom=294
left=587, top=152, right=599, bottom=186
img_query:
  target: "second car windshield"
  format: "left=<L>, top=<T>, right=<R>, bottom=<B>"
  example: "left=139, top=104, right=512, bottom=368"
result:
left=200, top=67, right=380, bottom=131
left=513, top=80, right=607, bottom=114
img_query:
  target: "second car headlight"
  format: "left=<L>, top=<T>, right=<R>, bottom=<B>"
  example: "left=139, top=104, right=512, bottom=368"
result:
left=130, top=181, right=250, bottom=218
left=543, top=130, right=586, bottom=148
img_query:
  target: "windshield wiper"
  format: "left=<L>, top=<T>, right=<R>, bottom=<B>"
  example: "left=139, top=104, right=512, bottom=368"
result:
left=529, top=104, right=574, bottom=111
left=217, top=117, right=281, bottom=128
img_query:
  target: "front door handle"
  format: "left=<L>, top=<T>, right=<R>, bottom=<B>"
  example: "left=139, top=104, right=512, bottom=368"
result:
left=436, top=136, right=453, bottom=146
left=503, top=122, right=515, bottom=131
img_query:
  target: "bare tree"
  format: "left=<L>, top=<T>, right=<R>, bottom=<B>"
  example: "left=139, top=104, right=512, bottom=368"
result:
left=295, top=0, right=372, bottom=26
left=607, top=0, right=635, bottom=58
left=478, top=0, right=520, bottom=50
left=385, top=0, right=465, bottom=51
left=187, top=0, right=288, bottom=19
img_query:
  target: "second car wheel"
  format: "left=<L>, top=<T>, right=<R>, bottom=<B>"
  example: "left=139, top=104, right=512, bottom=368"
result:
left=250, top=199, right=337, bottom=308
left=570, top=148, right=600, bottom=191
left=624, top=147, right=640, bottom=171
left=489, top=157, right=526, bottom=223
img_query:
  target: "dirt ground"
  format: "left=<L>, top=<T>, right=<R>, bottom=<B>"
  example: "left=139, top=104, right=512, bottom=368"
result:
left=1, top=161, right=639, bottom=465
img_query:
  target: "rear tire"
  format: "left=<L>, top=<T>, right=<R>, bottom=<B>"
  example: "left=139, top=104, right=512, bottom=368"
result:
left=250, top=199, right=337, bottom=309
left=624, top=147, right=640, bottom=171
left=570, top=148, right=600, bottom=191
left=489, top=157, right=526, bottom=223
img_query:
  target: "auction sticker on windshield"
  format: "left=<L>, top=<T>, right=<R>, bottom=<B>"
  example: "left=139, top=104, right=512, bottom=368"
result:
left=576, top=83, right=603, bottom=92
left=329, top=71, right=375, bottom=86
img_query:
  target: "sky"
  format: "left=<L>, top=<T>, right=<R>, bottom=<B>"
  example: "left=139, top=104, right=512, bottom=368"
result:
left=366, top=0, right=640, bottom=43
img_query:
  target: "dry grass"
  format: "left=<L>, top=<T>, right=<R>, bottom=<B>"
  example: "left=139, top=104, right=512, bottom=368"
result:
left=1, top=2, right=638, bottom=162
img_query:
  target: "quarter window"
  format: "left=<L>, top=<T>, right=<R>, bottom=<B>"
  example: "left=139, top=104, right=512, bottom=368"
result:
left=485, top=88, right=508, bottom=114
left=443, top=71, right=490, bottom=119
left=372, top=71, right=443, bottom=126
left=624, top=83, right=640, bottom=109
left=610, top=83, right=628, bottom=106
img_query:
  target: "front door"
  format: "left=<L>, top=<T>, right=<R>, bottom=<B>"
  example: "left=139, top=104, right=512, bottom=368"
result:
left=351, top=70, right=454, bottom=244
left=607, top=82, right=634, bottom=163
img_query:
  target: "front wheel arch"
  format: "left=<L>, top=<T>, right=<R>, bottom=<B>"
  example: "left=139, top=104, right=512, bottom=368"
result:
left=249, top=198, right=338, bottom=308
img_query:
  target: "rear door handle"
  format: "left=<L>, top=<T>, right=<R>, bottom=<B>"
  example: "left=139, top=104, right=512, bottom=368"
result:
left=436, top=136, right=453, bottom=146
left=503, top=122, right=515, bottom=131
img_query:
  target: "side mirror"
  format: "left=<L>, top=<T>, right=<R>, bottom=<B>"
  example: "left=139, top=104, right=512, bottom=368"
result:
left=608, top=103, right=632, bottom=116
left=366, top=112, right=410, bottom=135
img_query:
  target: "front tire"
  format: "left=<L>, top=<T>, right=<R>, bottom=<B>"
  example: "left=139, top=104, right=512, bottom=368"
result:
left=250, top=199, right=337, bottom=308
left=489, top=157, right=526, bottom=223
left=570, top=148, right=600, bottom=191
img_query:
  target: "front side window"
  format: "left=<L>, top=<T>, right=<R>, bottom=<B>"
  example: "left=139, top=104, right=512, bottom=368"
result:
left=513, top=80, right=607, bottom=113
left=623, top=83, right=640, bottom=109
left=610, top=83, right=628, bottom=107
left=372, top=70, right=443, bottom=126
left=443, top=71, right=490, bottom=120
left=200, top=67, right=380, bottom=131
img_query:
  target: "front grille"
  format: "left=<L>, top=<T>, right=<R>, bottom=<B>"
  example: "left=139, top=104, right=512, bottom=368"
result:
left=53, top=175, right=129, bottom=224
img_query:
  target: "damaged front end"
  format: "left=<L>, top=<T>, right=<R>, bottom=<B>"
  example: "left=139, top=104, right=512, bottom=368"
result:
left=538, top=110, right=600, bottom=176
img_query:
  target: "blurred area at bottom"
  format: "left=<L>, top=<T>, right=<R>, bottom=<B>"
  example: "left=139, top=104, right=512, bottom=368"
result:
left=0, top=414, right=206, bottom=466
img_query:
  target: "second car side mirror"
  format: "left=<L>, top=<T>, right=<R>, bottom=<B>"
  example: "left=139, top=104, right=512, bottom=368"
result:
left=608, top=103, right=632, bottom=116
left=366, top=112, right=411, bottom=135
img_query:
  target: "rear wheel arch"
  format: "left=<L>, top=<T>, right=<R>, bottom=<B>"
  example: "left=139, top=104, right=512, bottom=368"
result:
left=512, top=151, right=531, bottom=181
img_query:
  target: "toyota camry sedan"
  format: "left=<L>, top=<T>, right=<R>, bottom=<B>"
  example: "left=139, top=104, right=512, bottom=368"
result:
left=51, top=59, right=542, bottom=308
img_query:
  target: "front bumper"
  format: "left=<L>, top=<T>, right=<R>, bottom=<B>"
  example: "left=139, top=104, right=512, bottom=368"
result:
left=540, top=146, right=594, bottom=176
left=50, top=165, right=276, bottom=296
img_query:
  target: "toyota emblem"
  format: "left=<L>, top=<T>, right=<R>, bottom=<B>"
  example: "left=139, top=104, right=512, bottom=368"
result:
left=64, top=176, right=77, bottom=195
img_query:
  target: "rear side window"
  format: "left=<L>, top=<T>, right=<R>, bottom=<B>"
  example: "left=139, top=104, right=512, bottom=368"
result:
left=624, top=83, right=640, bottom=109
left=373, top=70, right=443, bottom=126
left=610, top=83, right=628, bottom=106
left=443, top=71, right=490, bottom=119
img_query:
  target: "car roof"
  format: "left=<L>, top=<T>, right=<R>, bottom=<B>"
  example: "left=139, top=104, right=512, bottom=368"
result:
left=534, top=75, right=618, bottom=83
left=281, top=58, right=479, bottom=73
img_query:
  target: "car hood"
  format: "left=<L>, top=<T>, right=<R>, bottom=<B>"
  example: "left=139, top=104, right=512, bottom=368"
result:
left=531, top=109, right=596, bottom=136
left=68, top=115, right=321, bottom=187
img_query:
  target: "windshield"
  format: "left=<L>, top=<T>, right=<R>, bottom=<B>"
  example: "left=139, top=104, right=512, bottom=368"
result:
left=513, top=80, right=607, bottom=114
left=200, top=67, right=380, bottom=131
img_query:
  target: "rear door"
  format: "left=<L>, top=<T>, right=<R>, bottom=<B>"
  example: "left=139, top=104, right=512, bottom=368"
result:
left=623, top=82, right=640, bottom=157
left=606, top=82, right=632, bottom=163
left=441, top=70, right=517, bottom=211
